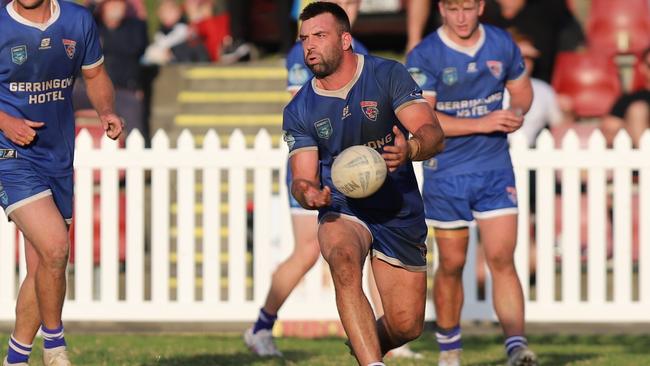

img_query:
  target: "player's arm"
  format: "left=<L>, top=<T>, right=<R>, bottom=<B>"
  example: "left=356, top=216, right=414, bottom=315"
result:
left=424, top=94, right=526, bottom=136
left=505, top=74, right=533, bottom=116
left=0, top=111, right=44, bottom=146
left=290, top=149, right=331, bottom=209
left=82, top=64, right=123, bottom=140
left=383, top=102, right=444, bottom=171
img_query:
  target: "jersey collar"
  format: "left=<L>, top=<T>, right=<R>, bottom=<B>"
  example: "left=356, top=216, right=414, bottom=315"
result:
left=437, top=24, right=485, bottom=58
left=7, top=0, right=61, bottom=32
left=312, top=54, right=364, bottom=99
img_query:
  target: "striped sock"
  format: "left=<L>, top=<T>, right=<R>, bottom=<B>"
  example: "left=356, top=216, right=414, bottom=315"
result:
left=41, top=324, right=66, bottom=350
left=6, top=335, right=32, bottom=364
left=252, top=308, right=277, bottom=334
left=367, top=363, right=385, bottom=366
left=436, top=325, right=462, bottom=352
left=505, top=335, right=528, bottom=357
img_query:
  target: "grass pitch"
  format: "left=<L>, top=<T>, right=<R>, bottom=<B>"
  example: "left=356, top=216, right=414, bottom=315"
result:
left=2, top=332, right=649, bottom=365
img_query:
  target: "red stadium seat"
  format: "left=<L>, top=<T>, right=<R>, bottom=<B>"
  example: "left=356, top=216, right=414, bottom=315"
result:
left=587, top=0, right=650, bottom=55
left=552, top=52, right=621, bottom=118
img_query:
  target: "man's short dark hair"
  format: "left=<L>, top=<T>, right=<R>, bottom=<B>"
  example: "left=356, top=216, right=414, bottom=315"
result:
left=299, top=2, right=351, bottom=34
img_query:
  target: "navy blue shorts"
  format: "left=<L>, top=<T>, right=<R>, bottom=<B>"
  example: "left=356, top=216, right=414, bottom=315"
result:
left=0, top=159, right=73, bottom=223
left=319, top=210, right=428, bottom=272
left=423, top=168, right=518, bottom=229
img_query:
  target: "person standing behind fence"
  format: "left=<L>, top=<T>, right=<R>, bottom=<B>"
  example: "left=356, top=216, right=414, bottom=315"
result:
left=0, top=0, right=122, bottom=365
left=406, top=1, right=535, bottom=365
left=281, top=3, right=444, bottom=365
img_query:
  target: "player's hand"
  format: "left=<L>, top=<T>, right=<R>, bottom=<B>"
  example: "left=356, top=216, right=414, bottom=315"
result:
left=478, top=110, right=524, bottom=134
left=294, top=179, right=331, bottom=209
left=100, top=112, right=124, bottom=140
left=382, top=125, right=408, bottom=172
left=0, top=116, right=44, bottom=146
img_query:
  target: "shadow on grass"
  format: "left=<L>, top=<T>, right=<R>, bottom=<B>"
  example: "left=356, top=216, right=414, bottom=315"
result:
left=467, top=353, right=597, bottom=366
left=144, top=350, right=314, bottom=366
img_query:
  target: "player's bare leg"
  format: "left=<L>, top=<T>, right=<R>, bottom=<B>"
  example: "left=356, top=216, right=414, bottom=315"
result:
left=372, top=258, right=426, bottom=354
left=10, top=196, right=69, bottom=330
left=318, top=215, right=380, bottom=365
left=9, top=196, right=71, bottom=365
left=433, top=229, right=470, bottom=329
left=476, top=214, right=524, bottom=337
left=13, top=241, right=42, bottom=344
left=262, top=214, right=320, bottom=313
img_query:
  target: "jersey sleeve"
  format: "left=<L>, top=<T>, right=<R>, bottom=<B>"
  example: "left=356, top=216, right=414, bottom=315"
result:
left=81, top=9, right=104, bottom=69
left=405, top=47, right=437, bottom=96
left=286, top=43, right=312, bottom=92
left=282, top=105, right=317, bottom=156
left=505, top=35, right=526, bottom=81
left=387, top=62, right=427, bottom=113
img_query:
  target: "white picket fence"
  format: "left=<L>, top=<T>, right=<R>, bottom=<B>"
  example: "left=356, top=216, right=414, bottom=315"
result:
left=0, top=127, right=648, bottom=323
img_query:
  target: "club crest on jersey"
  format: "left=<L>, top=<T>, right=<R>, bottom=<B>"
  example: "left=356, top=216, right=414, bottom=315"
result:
left=11, top=45, right=27, bottom=65
left=314, top=118, right=333, bottom=139
left=360, top=101, right=379, bottom=121
left=62, top=39, right=76, bottom=59
left=442, top=67, right=458, bottom=85
left=487, top=60, right=503, bottom=78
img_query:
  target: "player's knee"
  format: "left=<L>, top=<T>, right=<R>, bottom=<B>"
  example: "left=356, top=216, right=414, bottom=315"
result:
left=391, top=318, right=423, bottom=343
left=437, top=255, right=466, bottom=275
left=40, top=241, right=70, bottom=270
left=326, top=247, right=361, bottom=286
left=485, top=252, right=515, bottom=272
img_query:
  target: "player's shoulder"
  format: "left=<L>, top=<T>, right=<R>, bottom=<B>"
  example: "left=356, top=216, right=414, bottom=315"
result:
left=351, top=37, right=369, bottom=55
left=284, top=81, right=313, bottom=116
left=362, top=54, right=402, bottom=74
left=482, top=24, right=516, bottom=47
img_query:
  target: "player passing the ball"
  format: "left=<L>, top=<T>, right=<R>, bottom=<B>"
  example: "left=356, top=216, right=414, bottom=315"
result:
left=406, top=0, right=536, bottom=365
left=0, top=0, right=122, bottom=365
left=282, top=3, right=444, bottom=365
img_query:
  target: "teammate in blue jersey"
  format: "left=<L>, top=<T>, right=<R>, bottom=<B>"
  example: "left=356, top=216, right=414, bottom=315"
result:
left=405, top=1, right=536, bottom=365
left=283, top=3, right=444, bottom=365
left=0, top=0, right=122, bottom=365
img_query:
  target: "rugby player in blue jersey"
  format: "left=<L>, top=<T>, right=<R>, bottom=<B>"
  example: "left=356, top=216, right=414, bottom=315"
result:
left=282, top=3, right=444, bottom=365
left=0, top=0, right=122, bottom=365
left=406, top=1, right=536, bottom=365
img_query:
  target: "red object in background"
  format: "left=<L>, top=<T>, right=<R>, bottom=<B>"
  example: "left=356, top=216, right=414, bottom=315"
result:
left=552, top=51, right=621, bottom=118
left=586, top=0, right=650, bottom=56
left=631, top=57, right=647, bottom=92
left=192, top=13, right=231, bottom=62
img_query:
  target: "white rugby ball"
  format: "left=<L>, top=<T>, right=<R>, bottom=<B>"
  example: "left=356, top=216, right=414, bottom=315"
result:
left=331, top=145, right=387, bottom=198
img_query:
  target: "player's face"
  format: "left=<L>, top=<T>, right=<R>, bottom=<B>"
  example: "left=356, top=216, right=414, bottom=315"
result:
left=300, top=13, right=346, bottom=78
left=15, top=0, right=47, bottom=10
left=439, top=0, right=484, bottom=40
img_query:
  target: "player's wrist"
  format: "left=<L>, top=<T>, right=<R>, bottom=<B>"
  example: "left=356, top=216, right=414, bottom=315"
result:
left=407, top=138, right=421, bottom=161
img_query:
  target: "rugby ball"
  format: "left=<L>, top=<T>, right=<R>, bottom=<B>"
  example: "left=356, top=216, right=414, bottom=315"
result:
left=331, top=145, right=387, bottom=198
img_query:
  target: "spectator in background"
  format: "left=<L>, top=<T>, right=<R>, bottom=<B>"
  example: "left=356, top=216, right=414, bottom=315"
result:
left=406, top=0, right=436, bottom=52
left=185, top=0, right=230, bottom=62
left=601, top=47, right=650, bottom=148
left=505, top=29, right=563, bottom=147
left=97, top=0, right=148, bottom=138
left=85, top=0, right=146, bottom=20
left=482, top=0, right=585, bottom=82
left=143, top=0, right=210, bottom=65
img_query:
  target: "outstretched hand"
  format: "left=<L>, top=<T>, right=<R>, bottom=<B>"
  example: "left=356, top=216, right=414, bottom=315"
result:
left=294, top=179, right=331, bottom=209
left=100, top=112, right=124, bottom=140
left=0, top=115, right=44, bottom=146
left=381, top=125, right=409, bottom=172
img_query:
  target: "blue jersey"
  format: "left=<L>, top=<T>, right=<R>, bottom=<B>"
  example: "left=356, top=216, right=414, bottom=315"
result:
left=0, top=0, right=103, bottom=176
left=406, top=24, right=525, bottom=177
left=283, top=54, right=428, bottom=227
left=286, top=38, right=369, bottom=93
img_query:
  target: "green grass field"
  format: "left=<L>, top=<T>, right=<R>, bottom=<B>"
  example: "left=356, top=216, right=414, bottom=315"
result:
left=3, top=332, right=649, bottom=365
